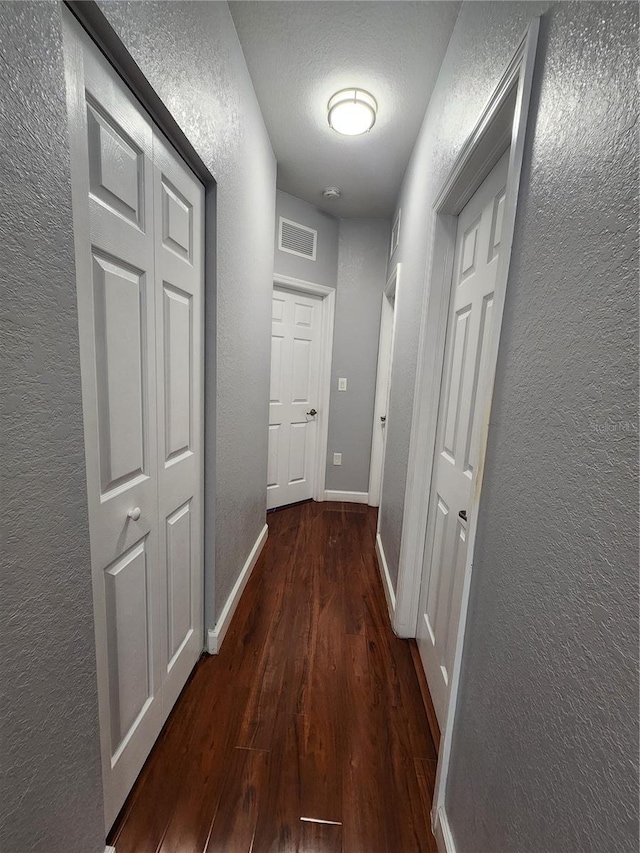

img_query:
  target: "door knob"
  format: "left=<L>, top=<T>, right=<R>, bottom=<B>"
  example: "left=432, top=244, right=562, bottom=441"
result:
left=458, top=509, right=467, bottom=522
left=380, top=415, right=386, bottom=423
left=127, top=507, right=141, bottom=521
left=307, top=408, right=317, bottom=417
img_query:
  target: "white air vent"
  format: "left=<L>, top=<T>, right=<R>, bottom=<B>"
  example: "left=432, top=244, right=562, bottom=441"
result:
left=278, top=217, right=317, bottom=260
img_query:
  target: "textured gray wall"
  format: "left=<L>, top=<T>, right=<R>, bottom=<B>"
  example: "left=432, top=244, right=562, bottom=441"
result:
left=97, top=0, right=277, bottom=625
left=379, top=1, right=639, bottom=850
left=274, top=189, right=339, bottom=287
left=447, top=4, right=639, bottom=851
left=326, top=219, right=390, bottom=493
left=0, top=3, right=105, bottom=852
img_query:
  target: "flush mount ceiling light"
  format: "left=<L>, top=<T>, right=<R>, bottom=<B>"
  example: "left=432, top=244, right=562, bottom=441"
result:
left=327, top=88, right=377, bottom=136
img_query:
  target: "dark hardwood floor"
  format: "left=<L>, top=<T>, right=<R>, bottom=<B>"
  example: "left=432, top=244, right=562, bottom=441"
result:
left=108, top=501, right=439, bottom=853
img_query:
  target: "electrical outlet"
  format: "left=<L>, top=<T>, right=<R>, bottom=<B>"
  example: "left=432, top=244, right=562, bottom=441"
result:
left=338, top=377, right=347, bottom=391
left=333, top=452, right=342, bottom=466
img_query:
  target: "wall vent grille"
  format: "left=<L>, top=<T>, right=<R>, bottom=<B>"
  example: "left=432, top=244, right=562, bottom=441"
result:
left=278, top=217, right=317, bottom=260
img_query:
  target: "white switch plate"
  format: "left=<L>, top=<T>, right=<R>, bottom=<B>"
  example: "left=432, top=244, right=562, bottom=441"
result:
left=338, top=377, right=347, bottom=391
left=333, top=452, right=342, bottom=466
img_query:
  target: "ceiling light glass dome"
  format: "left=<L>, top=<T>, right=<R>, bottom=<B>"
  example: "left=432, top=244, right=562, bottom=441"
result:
left=327, top=89, right=377, bottom=136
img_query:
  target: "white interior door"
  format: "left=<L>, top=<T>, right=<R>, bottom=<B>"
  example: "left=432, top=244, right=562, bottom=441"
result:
left=268, top=287, right=321, bottom=509
left=64, top=16, right=204, bottom=830
left=416, top=149, right=510, bottom=727
left=369, top=265, right=399, bottom=508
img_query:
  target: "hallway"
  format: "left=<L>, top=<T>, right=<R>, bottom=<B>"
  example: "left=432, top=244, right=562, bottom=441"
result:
left=108, top=502, right=438, bottom=852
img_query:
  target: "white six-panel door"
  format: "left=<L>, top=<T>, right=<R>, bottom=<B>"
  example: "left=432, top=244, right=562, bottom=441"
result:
left=416, top=149, right=510, bottom=727
left=268, top=288, right=322, bottom=509
left=64, top=16, right=203, bottom=829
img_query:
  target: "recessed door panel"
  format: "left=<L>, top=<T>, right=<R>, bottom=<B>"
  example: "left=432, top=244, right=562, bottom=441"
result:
left=166, top=502, right=193, bottom=667
left=441, top=306, right=471, bottom=463
left=267, top=424, right=280, bottom=489
left=464, top=294, right=494, bottom=478
left=86, top=100, right=143, bottom=226
left=270, top=335, right=284, bottom=404
left=162, top=178, right=192, bottom=261
left=425, top=497, right=448, bottom=641
left=294, top=300, right=313, bottom=327
left=288, top=422, right=307, bottom=484
left=291, top=338, right=312, bottom=403
left=104, top=539, right=152, bottom=758
left=92, top=252, right=147, bottom=495
left=163, top=283, right=192, bottom=464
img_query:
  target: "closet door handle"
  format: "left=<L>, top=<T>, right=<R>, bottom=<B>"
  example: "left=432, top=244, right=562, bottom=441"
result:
left=458, top=509, right=467, bottom=522
left=127, top=507, right=141, bottom=521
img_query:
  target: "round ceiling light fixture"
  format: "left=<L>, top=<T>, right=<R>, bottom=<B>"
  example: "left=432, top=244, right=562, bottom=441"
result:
left=327, top=88, right=377, bottom=136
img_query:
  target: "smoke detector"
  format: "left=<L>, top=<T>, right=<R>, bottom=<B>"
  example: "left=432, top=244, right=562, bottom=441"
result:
left=322, top=187, right=341, bottom=200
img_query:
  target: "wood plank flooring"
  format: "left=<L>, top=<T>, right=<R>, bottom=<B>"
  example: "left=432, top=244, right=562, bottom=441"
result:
left=108, top=501, right=439, bottom=853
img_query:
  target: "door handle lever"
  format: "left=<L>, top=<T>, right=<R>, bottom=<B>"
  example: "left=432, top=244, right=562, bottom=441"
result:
left=458, top=509, right=467, bottom=522
left=307, top=408, right=317, bottom=417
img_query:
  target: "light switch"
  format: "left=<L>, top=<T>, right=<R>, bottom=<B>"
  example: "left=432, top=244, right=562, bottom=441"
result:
left=338, top=377, right=347, bottom=391
left=333, top=452, right=342, bottom=466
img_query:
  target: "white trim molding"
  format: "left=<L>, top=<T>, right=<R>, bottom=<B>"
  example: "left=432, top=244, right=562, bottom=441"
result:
left=105, top=847, right=117, bottom=853
left=434, top=807, right=457, bottom=853
left=324, top=490, right=369, bottom=504
left=375, top=533, right=396, bottom=621
left=207, top=524, right=268, bottom=654
left=273, top=274, right=335, bottom=504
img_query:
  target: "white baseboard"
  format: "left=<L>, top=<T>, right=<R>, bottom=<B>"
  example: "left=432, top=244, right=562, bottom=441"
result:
left=105, top=847, right=116, bottom=853
left=375, top=532, right=396, bottom=619
left=324, top=489, right=369, bottom=504
left=207, top=523, right=268, bottom=655
left=434, top=807, right=456, bottom=853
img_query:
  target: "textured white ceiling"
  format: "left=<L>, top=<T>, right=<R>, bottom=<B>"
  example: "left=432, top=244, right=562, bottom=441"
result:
left=229, top=1, right=461, bottom=218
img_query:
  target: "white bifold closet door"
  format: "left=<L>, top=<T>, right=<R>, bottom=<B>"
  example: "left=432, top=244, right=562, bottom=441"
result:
left=64, top=16, right=204, bottom=829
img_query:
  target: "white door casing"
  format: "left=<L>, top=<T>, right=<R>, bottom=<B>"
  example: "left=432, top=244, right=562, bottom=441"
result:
left=416, top=149, right=510, bottom=727
left=369, top=264, right=400, bottom=509
left=64, top=15, right=204, bottom=830
left=268, top=287, right=322, bottom=509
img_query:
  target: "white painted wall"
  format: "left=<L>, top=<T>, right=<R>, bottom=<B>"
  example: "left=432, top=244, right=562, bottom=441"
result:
left=379, top=2, right=639, bottom=851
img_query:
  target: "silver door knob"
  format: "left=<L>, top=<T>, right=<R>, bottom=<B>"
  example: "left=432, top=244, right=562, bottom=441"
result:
left=307, top=408, right=317, bottom=417
left=127, top=507, right=141, bottom=521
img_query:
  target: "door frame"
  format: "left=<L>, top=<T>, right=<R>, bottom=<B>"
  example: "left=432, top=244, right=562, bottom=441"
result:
left=272, top=273, right=336, bottom=503
left=387, top=18, right=540, bottom=843
left=369, top=263, right=401, bottom=508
